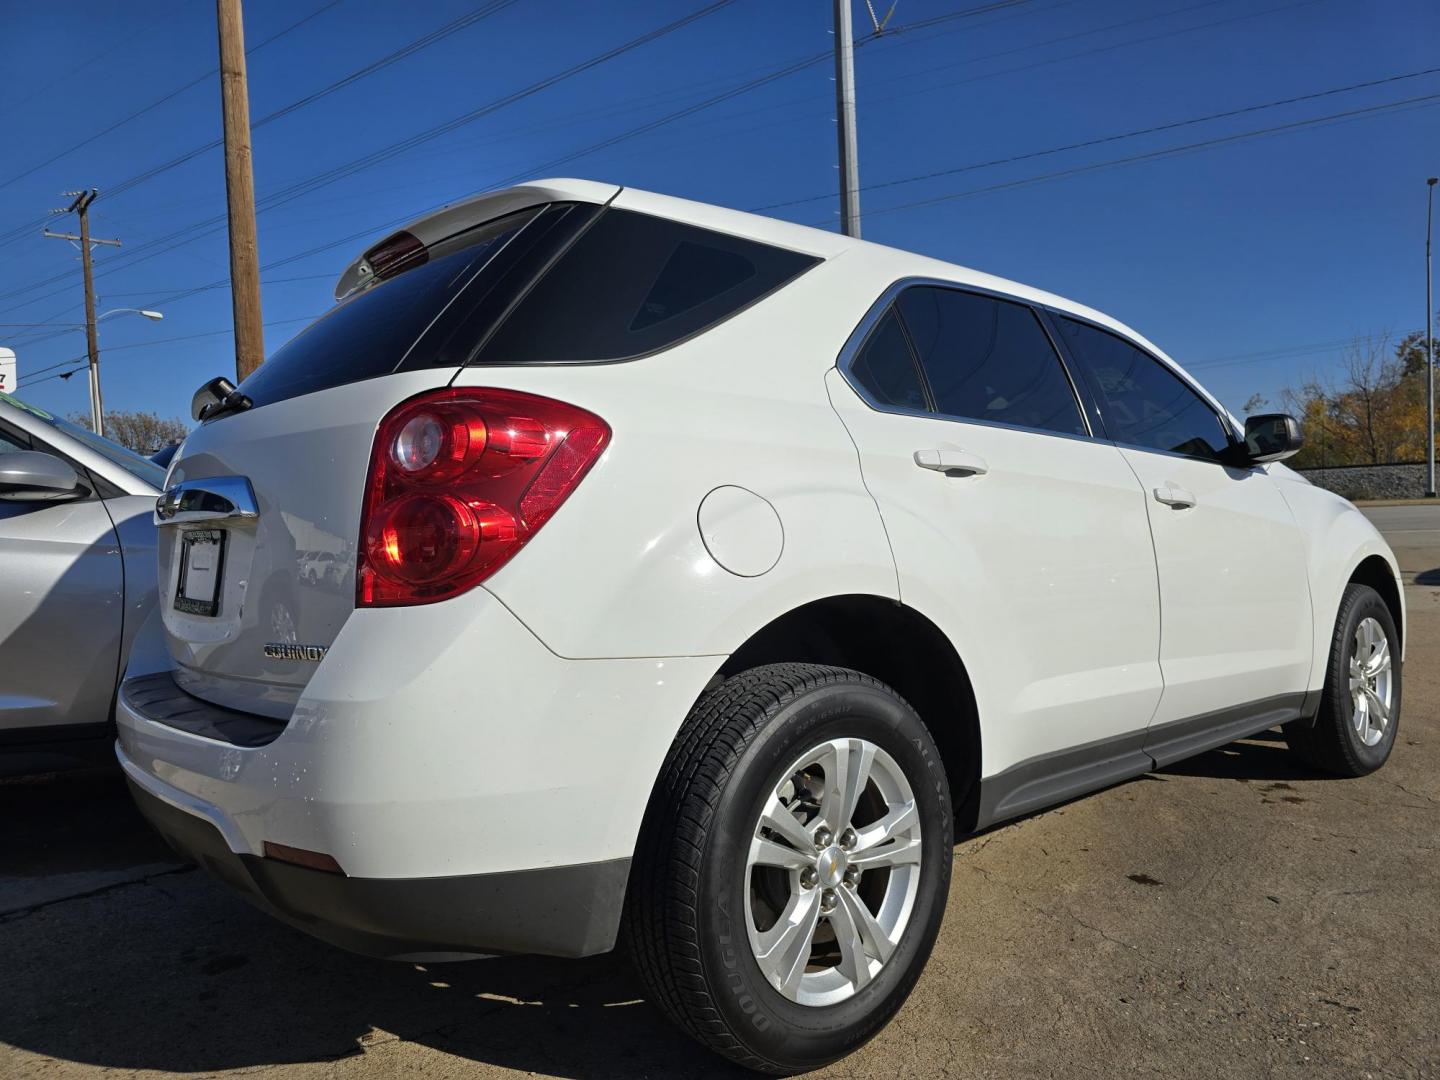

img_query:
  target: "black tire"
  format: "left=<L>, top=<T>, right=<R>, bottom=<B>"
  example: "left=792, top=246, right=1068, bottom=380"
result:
left=1285, top=582, right=1401, bottom=777
left=625, top=663, right=952, bottom=1074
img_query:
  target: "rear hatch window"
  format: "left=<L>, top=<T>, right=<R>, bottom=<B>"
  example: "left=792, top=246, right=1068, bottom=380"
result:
left=232, top=203, right=819, bottom=412
left=238, top=206, right=544, bottom=410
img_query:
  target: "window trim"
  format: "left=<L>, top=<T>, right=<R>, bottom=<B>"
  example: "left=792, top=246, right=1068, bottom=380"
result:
left=1044, top=307, right=1247, bottom=467
left=836, top=277, right=1095, bottom=443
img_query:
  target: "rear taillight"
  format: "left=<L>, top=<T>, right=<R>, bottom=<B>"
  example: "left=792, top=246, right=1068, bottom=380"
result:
left=357, top=388, right=610, bottom=607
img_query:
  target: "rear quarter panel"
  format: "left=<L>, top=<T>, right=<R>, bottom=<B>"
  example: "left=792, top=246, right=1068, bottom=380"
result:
left=459, top=253, right=901, bottom=659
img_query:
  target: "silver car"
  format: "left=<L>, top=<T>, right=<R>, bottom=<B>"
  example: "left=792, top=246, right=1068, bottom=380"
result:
left=0, top=393, right=165, bottom=773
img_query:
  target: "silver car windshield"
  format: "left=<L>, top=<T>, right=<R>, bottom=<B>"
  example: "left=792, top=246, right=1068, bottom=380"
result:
left=1, top=393, right=167, bottom=490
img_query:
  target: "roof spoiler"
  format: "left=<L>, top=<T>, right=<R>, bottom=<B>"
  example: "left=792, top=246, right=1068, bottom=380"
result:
left=333, top=179, right=621, bottom=301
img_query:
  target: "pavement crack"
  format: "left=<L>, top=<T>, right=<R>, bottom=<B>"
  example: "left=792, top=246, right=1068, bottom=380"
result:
left=1373, top=776, right=1438, bottom=805
left=0, top=864, right=194, bottom=923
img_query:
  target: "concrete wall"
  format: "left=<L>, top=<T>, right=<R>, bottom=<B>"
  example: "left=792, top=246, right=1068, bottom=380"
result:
left=1295, top=462, right=1429, bottom=501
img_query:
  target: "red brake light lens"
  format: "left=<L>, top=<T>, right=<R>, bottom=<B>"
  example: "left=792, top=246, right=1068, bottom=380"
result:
left=364, top=230, right=428, bottom=282
left=358, top=388, right=609, bottom=606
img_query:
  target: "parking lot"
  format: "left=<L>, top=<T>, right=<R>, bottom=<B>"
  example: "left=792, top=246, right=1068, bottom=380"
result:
left=2, top=505, right=1437, bottom=1080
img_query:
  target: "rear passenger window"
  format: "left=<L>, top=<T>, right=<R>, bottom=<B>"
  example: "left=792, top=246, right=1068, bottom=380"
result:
left=850, top=310, right=928, bottom=411
left=472, top=209, right=818, bottom=365
left=896, top=287, right=1086, bottom=436
left=1057, top=318, right=1231, bottom=461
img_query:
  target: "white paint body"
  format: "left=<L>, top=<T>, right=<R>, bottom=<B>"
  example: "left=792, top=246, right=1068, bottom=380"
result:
left=117, top=180, right=1403, bottom=899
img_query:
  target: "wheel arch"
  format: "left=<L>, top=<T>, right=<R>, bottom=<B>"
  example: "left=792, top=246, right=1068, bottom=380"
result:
left=1348, top=553, right=1404, bottom=651
left=714, top=593, right=984, bottom=834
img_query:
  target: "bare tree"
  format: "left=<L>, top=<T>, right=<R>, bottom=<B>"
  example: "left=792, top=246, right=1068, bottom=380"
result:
left=69, top=410, right=189, bottom=454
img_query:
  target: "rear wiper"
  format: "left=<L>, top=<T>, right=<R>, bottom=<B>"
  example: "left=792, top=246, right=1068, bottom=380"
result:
left=191, top=376, right=253, bottom=422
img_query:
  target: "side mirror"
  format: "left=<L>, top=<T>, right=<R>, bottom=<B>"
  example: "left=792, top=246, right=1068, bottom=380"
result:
left=0, top=450, right=83, bottom=501
left=1243, top=413, right=1304, bottom=464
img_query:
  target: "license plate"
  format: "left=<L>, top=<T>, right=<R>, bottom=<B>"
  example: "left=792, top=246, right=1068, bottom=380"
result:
left=175, top=529, right=226, bottom=616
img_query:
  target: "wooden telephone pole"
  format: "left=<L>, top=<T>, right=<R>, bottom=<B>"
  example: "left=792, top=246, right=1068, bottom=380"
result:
left=45, top=190, right=120, bottom=436
left=216, top=0, right=264, bottom=380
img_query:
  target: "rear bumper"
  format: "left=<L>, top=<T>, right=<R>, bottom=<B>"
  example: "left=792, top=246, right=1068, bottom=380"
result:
left=115, top=587, right=719, bottom=957
left=126, top=773, right=628, bottom=960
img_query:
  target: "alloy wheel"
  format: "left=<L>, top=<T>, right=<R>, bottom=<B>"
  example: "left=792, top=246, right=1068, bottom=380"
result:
left=1348, top=616, right=1393, bottom=748
left=743, top=737, right=923, bottom=1006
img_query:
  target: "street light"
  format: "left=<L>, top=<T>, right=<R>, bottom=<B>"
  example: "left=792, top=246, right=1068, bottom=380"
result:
left=86, top=308, right=165, bottom=434
left=1426, top=177, right=1437, bottom=499
left=0, top=309, right=164, bottom=328
left=98, top=308, right=164, bottom=323
left=0, top=308, right=165, bottom=433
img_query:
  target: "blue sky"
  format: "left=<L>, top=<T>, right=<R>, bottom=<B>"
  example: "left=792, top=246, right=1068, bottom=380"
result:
left=0, top=0, right=1436, bottom=425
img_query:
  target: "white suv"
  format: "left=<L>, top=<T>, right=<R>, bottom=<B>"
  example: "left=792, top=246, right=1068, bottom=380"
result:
left=117, top=180, right=1404, bottom=1074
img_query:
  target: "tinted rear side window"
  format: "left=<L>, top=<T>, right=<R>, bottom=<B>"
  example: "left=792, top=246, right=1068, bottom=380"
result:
left=471, top=209, right=818, bottom=365
left=1057, top=317, right=1231, bottom=460
left=896, top=287, right=1086, bottom=436
left=239, top=208, right=540, bottom=409
left=850, top=309, right=928, bottom=411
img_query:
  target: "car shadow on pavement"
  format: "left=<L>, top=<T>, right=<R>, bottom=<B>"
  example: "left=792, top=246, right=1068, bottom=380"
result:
left=0, top=771, right=747, bottom=1078
left=1158, top=732, right=1321, bottom=783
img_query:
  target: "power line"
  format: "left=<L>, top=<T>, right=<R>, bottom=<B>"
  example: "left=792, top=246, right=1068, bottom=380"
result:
left=491, top=2, right=1034, bottom=188
left=0, top=5, right=184, bottom=120
left=818, top=91, right=1440, bottom=225
left=102, top=0, right=522, bottom=203
left=562, top=0, right=1299, bottom=180
left=56, top=0, right=1031, bottom=326
left=0, top=0, right=508, bottom=253
left=0, top=1, right=341, bottom=251
left=753, top=65, right=1440, bottom=212
left=619, top=0, right=1319, bottom=188
left=0, top=0, right=738, bottom=314
left=0, top=0, right=1021, bottom=317
left=507, top=0, right=1318, bottom=201
left=21, top=315, right=324, bottom=386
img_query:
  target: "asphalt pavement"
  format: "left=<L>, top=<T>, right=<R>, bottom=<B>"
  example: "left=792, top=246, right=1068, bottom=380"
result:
left=2, top=505, right=1437, bottom=1079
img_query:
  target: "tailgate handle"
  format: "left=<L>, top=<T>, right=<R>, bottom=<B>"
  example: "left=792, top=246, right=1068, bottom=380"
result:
left=155, top=476, right=259, bottom=526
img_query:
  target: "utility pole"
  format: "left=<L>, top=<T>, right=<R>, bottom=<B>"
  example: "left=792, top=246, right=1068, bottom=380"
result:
left=1426, top=177, right=1436, bottom=498
left=45, top=189, right=120, bottom=436
left=216, top=0, right=265, bottom=381
left=833, top=0, right=862, bottom=238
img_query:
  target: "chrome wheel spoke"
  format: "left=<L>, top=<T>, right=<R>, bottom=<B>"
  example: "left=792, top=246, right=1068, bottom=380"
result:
left=1364, top=686, right=1389, bottom=725
left=750, top=834, right=812, bottom=871
left=1365, top=638, right=1391, bottom=678
left=827, top=895, right=871, bottom=992
left=854, top=799, right=917, bottom=851
left=849, top=833, right=922, bottom=870
left=754, top=890, right=822, bottom=995
left=759, top=793, right=817, bottom=853
left=817, top=738, right=876, bottom=833
left=835, top=885, right=896, bottom=964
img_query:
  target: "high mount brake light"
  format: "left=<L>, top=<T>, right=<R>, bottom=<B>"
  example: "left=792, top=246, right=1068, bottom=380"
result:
left=363, top=230, right=427, bottom=282
left=358, top=388, right=610, bottom=606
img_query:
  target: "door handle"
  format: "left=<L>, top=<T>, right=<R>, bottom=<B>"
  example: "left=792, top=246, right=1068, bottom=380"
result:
left=914, top=449, right=989, bottom=476
left=1153, top=483, right=1197, bottom=509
